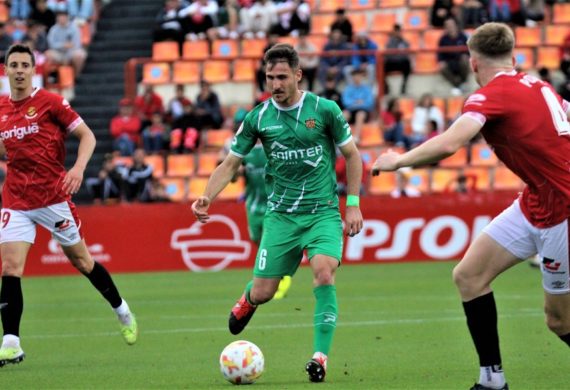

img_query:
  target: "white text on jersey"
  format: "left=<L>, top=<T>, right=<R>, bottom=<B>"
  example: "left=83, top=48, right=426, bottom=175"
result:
left=0, top=123, right=39, bottom=140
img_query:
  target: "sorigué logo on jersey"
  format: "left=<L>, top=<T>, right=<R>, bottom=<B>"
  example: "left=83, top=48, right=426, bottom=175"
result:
left=0, top=123, right=39, bottom=140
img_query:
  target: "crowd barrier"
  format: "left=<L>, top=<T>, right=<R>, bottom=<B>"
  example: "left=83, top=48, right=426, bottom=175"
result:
left=24, top=191, right=518, bottom=276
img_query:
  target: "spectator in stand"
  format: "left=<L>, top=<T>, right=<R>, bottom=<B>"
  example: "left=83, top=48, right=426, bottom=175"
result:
left=444, top=170, right=478, bottom=194
left=45, top=9, right=87, bottom=76
left=462, top=0, right=488, bottom=28
left=10, top=0, right=32, bottom=22
left=410, top=93, right=445, bottom=147
left=208, top=0, right=240, bottom=40
left=342, top=69, right=374, bottom=141
left=330, top=8, right=352, bottom=43
left=85, top=154, right=125, bottom=204
left=21, top=37, right=48, bottom=75
left=170, top=102, right=200, bottom=153
left=270, top=0, right=311, bottom=37
left=560, top=31, right=570, bottom=80
left=344, top=31, right=378, bottom=86
left=125, top=149, right=154, bottom=203
left=240, top=0, right=277, bottom=39
left=24, top=21, right=49, bottom=53
left=380, top=97, right=410, bottom=149
left=384, top=24, right=412, bottom=95
left=430, top=0, right=456, bottom=27
left=319, top=75, right=343, bottom=110
left=0, top=24, right=14, bottom=63
left=194, top=79, right=224, bottom=130
left=134, top=85, right=165, bottom=128
left=295, top=30, right=319, bottom=92
left=30, top=0, right=56, bottom=32
left=48, top=0, right=94, bottom=23
left=167, top=84, right=192, bottom=123
left=110, top=98, right=142, bottom=157
left=142, top=112, right=168, bottom=154
left=390, top=169, right=421, bottom=198
left=488, top=0, right=512, bottom=24
left=318, top=29, right=351, bottom=87
left=179, top=0, right=218, bottom=41
left=153, top=0, right=185, bottom=46
left=437, top=17, right=469, bottom=96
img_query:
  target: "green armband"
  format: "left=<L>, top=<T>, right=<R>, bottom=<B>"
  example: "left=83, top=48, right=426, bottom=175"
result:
left=346, top=195, right=360, bottom=207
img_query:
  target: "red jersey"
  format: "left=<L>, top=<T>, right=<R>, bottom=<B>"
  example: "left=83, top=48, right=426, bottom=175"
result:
left=0, top=88, right=83, bottom=210
left=462, top=70, right=570, bottom=227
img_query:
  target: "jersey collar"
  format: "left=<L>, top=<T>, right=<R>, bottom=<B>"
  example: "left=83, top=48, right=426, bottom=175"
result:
left=270, top=91, right=306, bottom=111
left=9, top=87, right=40, bottom=103
left=492, top=69, right=517, bottom=79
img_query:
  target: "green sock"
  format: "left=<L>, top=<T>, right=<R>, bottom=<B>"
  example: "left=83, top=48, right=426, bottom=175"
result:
left=313, top=285, right=337, bottom=355
left=244, top=280, right=254, bottom=305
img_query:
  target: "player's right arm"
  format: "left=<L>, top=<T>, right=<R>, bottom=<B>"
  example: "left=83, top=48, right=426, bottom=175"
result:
left=191, top=153, right=243, bottom=223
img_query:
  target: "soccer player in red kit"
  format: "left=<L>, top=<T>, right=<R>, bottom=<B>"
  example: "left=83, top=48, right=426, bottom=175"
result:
left=0, top=44, right=138, bottom=367
left=372, top=23, right=570, bottom=389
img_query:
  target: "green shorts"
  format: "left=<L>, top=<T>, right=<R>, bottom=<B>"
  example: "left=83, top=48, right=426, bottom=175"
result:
left=246, top=210, right=264, bottom=244
left=254, top=209, right=343, bottom=278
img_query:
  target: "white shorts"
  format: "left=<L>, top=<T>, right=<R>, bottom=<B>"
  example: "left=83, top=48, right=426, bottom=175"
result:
left=483, top=200, right=570, bottom=295
left=0, top=201, right=83, bottom=247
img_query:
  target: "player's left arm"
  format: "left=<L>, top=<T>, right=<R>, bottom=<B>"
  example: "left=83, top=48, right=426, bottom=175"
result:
left=63, top=122, right=96, bottom=195
left=372, top=114, right=482, bottom=175
left=339, top=140, right=363, bottom=237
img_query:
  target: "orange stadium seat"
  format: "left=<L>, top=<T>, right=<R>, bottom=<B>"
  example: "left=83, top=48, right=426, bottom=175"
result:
left=431, top=168, right=459, bottom=193
left=432, top=97, right=445, bottom=115
left=544, top=25, right=570, bottom=46
left=398, top=97, right=415, bottom=121
left=553, top=3, right=570, bottom=24
left=319, top=0, right=346, bottom=12
left=172, top=61, right=201, bottom=84
left=537, top=47, right=560, bottom=70
left=439, top=146, right=468, bottom=168
left=446, top=96, right=464, bottom=121
left=305, top=0, right=317, bottom=10
left=359, top=123, right=384, bottom=147
left=407, top=169, right=430, bottom=193
left=142, top=62, right=171, bottom=84
left=0, top=3, right=8, bottom=23
left=80, top=23, right=92, bottom=46
left=370, top=32, right=389, bottom=49
left=370, top=13, right=397, bottom=33
left=307, top=35, right=327, bottom=50
left=112, top=156, right=133, bottom=168
left=197, top=152, right=220, bottom=176
left=167, top=154, right=195, bottom=177
left=240, top=38, right=267, bottom=59
left=470, top=143, right=499, bottom=167
left=423, top=29, right=444, bottom=49
left=359, top=148, right=381, bottom=169
left=379, top=0, right=406, bottom=8
left=188, top=176, right=208, bottom=200
left=204, top=129, right=234, bottom=149
left=515, top=27, right=541, bottom=47
left=182, top=40, right=210, bottom=60
left=311, top=14, right=336, bottom=35
left=218, top=177, right=245, bottom=200
left=347, top=0, right=377, bottom=10
left=212, top=39, right=239, bottom=59
left=202, top=60, right=230, bottom=83
left=347, top=13, right=368, bottom=32
left=144, top=155, right=166, bottom=178
left=493, top=166, right=524, bottom=191
left=402, top=31, right=420, bottom=50
left=152, top=41, right=180, bottom=61
left=233, top=59, right=256, bottom=82
left=277, top=36, right=299, bottom=46
left=514, top=48, right=534, bottom=70
left=464, top=167, right=491, bottom=191
left=414, top=52, right=439, bottom=73
left=58, top=65, right=75, bottom=89
left=409, top=0, right=433, bottom=7
left=402, top=10, right=429, bottom=30
left=368, top=171, right=397, bottom=195
left=160, top=177, right=187, bottom=202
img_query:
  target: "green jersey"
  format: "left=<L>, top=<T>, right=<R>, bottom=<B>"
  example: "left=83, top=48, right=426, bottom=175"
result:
left=230, top=92, right=352, bottom=214
left=243, top=145, right=267, bottom=216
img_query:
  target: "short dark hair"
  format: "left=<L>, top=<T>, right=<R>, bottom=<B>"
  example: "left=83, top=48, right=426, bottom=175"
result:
left=4, top=44, right=35, bottom=67
left=264, top=43, right=299, bottom=70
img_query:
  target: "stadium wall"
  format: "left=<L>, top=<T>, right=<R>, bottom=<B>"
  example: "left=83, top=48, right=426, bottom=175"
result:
left=24, top=192, right=518, bottom=276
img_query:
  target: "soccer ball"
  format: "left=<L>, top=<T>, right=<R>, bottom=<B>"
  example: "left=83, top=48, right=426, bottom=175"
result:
left=219, top=340, right=264, bottom=385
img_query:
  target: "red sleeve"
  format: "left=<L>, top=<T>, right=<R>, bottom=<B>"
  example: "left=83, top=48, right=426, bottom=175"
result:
left=462, top=85, right=504, bottom=122
left=50, top=93, right=82, bottom=133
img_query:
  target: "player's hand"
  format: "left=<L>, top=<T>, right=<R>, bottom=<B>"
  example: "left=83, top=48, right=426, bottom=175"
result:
left=344, top=206, right=363, bottom=237
left=63, top=166, right=84, bottom=195
left=191, top=196, right=211, bottom=223
left=371, top=149, right=401, bottom=176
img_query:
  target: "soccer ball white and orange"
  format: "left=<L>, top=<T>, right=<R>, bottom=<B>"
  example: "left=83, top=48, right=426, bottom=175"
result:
left=219, top=340, right=264, bottom=385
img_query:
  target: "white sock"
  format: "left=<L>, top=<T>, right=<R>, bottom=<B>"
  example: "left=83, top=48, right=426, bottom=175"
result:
left=479, top=365, right=506, bottom=389
left=2, top=334, right=20, bottom=349
left=113, top=299, right=132, bottom=325
left=312, top=352, right=328, bottom=369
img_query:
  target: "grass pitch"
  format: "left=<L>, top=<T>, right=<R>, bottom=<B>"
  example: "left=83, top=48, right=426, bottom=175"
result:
left=1, top=261, right=567, bottom=389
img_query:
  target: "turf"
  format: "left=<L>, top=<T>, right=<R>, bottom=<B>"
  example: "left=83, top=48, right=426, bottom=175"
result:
left=0, top=261, right=567, bottom=389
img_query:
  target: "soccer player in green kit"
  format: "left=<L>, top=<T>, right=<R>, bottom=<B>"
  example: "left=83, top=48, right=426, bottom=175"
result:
left=192, top=44, right=363, bottom=382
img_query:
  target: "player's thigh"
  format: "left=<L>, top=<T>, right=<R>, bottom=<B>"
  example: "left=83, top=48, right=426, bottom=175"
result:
left=535, top=218, right=570, bottom=295
left=246, top=211, right=264, bottom=244
left=301, top=210, right=344, bottom=264
left=0, top=241, right=32, bottom=276
left=254, top=212, right=303, bottom=278
left=33, top=201, right=83, bottom=247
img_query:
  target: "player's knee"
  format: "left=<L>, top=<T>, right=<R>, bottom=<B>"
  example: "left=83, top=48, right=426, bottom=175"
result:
left=452, top=265, right=482, bottom=297
left=545, top=307, right=569, bottom=335
left=313, top=269, right=334, bottom=286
